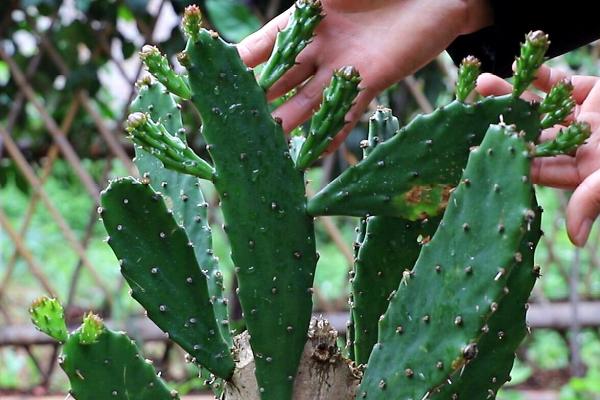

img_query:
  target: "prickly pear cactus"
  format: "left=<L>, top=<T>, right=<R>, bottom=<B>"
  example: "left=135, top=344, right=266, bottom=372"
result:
left=357, top=123, right=536, bottom=399
left=350, top=109, right=441, bottom=365
left=30, top=298, right=177, bottom=400
left=33, top=5, right=590, bottom=397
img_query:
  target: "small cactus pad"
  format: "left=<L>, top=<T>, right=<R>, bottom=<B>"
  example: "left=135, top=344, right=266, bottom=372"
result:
left=539, top=79, right=575, bottom=129
left=358, top=124, right=535, bottom=399
left=513, top=31, right=549, bottom=97
left=308, top=94, right=540, bottom=218
left=296, top=66, right=361, bottom=169
left=79, top=312, right=104, bottom=345
left=259, top=0, right=324, bottom=89
left=131, top=80, right=232, bottom=346
left=30, top=297, right=68, bottom=342
left=535, top=121, right=591, bottom=157
left=182, top=5, right=203, bottom=42
left=100, top=178, right=234, bottom=379
left=61, top=323, right=178, bottom=399
left=140, top=45, right=191, bottom=100
left=430, top=199, right=542, bottom=399
left=125, top=112, right=215, bottom=180
left=456, top=56, right=481, bottom=102
left=183, top=21, right=317, bottom=400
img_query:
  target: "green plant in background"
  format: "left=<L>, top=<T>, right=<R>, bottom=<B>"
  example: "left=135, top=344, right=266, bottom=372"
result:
left=29, top=3, right=592, bottom=399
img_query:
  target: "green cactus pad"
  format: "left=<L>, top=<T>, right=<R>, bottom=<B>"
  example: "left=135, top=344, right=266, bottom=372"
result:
left=456, top=56, right=481, bottom=102
left=30, top=297, right=68, bottom=342
left=140, top=45, right=191, bottom=100
left=430, top=199, right=542, bottom=400
left=183, top=24, right=317, bottom=399
left=131, top=80, right=232, bottom=347
left=352, top=108, right=440, bottom=365
left=513, top=31, right=549, bottom=97
left=539, top=79, right=575, bottom=129
left=125, top=112, right=215, bottom=180
left=61, top=323, right=178, bottom=399
left=353, top=216, right=440, bottom=366
left=79, top=312, right=104, bottom=345
left=259, top=0, right=324, bottom=90
left=308, top=94, right=540, bottom=218
left=357, top=124, right=535, bottom=400
left=535, top=121, right=591, bottom=157
left=295, top=66, right=361, bottom=169
left=100, top=178, right=234, bottom=379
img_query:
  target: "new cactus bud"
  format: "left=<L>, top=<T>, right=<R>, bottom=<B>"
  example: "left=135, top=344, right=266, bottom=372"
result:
left=30, top=296, right=68, bottom=342
left=259, top=0, right=324, bottom=89
left=535, top=121, right=590, bottom=157
left=125, top=112, right=214, bottom=180
left=182, top=5, right=203, bottom=42
left=296, top=66, right=361, bottom=169
left=79, top=312, right=104, bottom=345
left=539, top=79, right=575, bottom=128
left=140, top=45, right=191, bottom=100
left=513, top=31, right=549, bottom=97
left=456, top=56, right=481, bottom=102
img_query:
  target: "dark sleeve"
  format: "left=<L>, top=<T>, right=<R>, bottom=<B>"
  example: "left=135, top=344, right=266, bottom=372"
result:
left=446, top=1, right=600, bottom=77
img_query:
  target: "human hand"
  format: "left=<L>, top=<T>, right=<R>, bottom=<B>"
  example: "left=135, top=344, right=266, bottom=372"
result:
left=477, top=65, right=600, bottom=246
left=238, top=0, right=492, bottom=148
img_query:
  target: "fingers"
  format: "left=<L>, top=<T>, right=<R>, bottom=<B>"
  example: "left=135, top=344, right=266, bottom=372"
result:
left=476, top=73, right=540, bottom=101
left=237, top=9, right=292, bottom=68
left=531, top=65, right=569, bottom=92
left=566, top=168, right=600, bottom=246
left=273, top=68, right=334, bottom=133
left=533, top=65, right=599, bottom=104
left=266, top=59, right=317, bottom=101
left=476, top=73, right=512, bottom=96
left=531, top=156, right=580, bottom=189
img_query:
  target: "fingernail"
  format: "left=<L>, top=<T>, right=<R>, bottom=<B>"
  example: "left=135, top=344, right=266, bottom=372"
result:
left=574, top=218, right=593, bottom=247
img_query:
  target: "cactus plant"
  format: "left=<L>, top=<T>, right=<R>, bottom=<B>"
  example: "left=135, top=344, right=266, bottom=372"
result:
left=32, top=5, right=588, bottom=398
left=31, top=298, right=178, bottom=400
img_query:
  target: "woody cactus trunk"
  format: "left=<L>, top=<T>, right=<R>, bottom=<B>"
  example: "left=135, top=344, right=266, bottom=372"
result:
left=30, top=3, right=591, bottom=400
